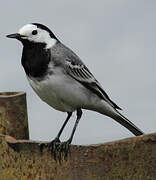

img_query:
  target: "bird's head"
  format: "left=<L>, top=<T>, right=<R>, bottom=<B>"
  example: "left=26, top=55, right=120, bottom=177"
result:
left=6, top=23, right=58, bottom=48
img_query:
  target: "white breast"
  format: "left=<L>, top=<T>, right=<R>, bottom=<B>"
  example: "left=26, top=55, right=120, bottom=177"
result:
left=26, top=65, right=103, bottom=113
left=27, top=75, right=73, bottom=112
left=27, top=74, right=90, bottom=113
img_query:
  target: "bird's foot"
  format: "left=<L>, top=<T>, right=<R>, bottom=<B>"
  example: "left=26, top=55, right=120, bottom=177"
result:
left=39, top=138, right=71, bottom=162
left=58, top=139, right=71, bottom=160
left=47, top=137, right=61, bottom=160
left=48, top=139, right=71, bottom=162
left=39, top=137, right=60, bottom=155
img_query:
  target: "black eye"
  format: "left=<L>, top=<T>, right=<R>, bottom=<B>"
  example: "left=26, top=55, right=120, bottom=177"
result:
left=32, top=30, right=38, bottom=35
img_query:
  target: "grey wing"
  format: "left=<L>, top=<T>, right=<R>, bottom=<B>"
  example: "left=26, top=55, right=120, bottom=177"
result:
left=65, top=58, right=122, bottom=110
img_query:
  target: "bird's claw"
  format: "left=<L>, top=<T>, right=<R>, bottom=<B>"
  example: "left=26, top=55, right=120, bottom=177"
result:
left=48, top=139, right=71, bottom=162
left=47, top=138, right=61, bottom=160
left=39, top=138, right=71, bottom=162
left=58, top=140, right=71, bottom=160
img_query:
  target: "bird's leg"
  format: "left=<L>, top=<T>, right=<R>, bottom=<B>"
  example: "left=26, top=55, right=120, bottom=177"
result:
left=40, top=112, right=72, bottom=157
left=48, top=112, right=72, bottom=159
left=59, top=109, right=82, bottom=159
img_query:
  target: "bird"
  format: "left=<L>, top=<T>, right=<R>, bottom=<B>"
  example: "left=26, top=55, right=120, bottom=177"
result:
left=6, top=23, right=144, bottom=159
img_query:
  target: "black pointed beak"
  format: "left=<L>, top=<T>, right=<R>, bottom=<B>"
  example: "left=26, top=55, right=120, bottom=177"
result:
left=6, top=33, right=27, bottom=40
left=6, top=33, right=21, bottom=39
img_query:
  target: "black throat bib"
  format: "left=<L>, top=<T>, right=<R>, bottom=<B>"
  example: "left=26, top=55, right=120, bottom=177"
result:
left=21, top=41, right=51, bottom=78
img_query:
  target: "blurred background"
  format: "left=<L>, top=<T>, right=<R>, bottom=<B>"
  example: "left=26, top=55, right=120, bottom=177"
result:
left=0, top=1, right=155, bottom=144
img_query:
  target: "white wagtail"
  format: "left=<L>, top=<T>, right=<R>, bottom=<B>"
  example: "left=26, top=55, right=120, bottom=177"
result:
left=6, top=23, right=144, bottom=158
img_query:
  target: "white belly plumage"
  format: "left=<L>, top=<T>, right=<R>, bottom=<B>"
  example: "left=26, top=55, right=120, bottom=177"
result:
left=27, top=73, right=99, bottom=112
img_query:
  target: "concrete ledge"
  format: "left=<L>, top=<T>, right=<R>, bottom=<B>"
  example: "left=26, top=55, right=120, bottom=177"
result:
left=0, top=133, right=156, bottom=180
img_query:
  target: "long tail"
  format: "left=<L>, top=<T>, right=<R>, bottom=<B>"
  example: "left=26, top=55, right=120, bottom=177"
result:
left=112, top=110, right=144, bottom=136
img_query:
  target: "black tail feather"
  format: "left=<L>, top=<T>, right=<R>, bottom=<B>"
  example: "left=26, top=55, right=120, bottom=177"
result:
left=113, top=111, right=144, bottom=136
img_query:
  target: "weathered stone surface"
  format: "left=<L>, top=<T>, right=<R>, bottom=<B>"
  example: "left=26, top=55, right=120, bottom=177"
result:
left=0, top=133, right=156, bottom=180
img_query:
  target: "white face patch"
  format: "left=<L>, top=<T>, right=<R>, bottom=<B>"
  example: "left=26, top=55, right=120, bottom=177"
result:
left=18, top=24, right=57, bottom=49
